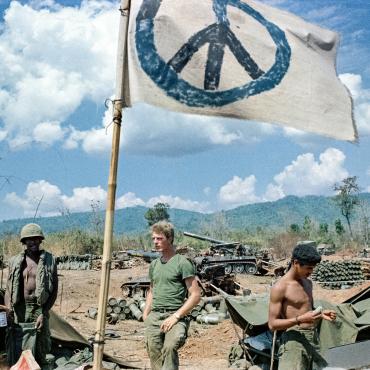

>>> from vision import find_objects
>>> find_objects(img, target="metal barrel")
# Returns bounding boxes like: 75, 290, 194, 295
106, 305, 113, 314
190, 308, 200, 319
119, 312, 127, 321
108, 296, 117, 306
113, 305, 122, 314
108, 313, 119, 324
86, 307, 98, 319
218, 299, 228, 314
183, 231, 226, 245
138, 300, 146, 311
196, 313, 223, 325
123, 306, 131, 314
202, 295, 222, 304
216, 311, 228, 319
129, 302, 143, 321
117, 298, 127, 307
204, 303, 216, 313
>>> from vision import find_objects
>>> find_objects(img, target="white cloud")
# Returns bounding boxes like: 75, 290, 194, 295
62, 101, 277, 156
3, 180, 210, 217
218, 175, 259, 209
0, 130, 7, 141
121, 104, 277, 156
217, 148, 349, 207
4, 180, 107, 217
4, 180, 63, 217
0, 1, 118, 148
33, 121, 65, 146
147, 195, 209, 213
116, 192, 145, 209
263, 148, 348, 200
61, 186, 107, 212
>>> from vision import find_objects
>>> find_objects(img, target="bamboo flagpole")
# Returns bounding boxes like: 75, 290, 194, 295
93, 1, 130, 368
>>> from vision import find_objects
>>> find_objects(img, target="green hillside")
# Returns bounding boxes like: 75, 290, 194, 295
1, 194, 369, 236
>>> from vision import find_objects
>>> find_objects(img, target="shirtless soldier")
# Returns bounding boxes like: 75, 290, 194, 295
5, 223, 58, 367
268, 241, 336, 370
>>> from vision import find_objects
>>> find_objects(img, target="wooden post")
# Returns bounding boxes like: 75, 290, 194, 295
92, 1, 130, 368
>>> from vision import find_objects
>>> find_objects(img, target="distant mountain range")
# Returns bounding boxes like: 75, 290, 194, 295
1, 193, 370, 236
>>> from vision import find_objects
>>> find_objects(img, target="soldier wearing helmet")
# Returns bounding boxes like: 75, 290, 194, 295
4, 223, 58, 367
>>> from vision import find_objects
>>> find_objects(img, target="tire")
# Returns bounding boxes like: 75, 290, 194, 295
224, 264, 233, 274
244, 263, 257, 275
233, 264, 245, 274
121, 285, 130, 298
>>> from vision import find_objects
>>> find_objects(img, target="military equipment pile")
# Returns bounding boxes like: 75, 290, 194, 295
56, 253, 142, 270
56, 254, 96, 270
311, 260, 367, 288
86, 294, 229, 325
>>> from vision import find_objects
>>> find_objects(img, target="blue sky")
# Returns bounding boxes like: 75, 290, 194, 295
0, 0, 369, 221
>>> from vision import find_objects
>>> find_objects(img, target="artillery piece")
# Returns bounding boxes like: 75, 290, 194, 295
184, 231, 270, 275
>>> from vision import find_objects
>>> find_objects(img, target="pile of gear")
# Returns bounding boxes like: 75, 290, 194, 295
86, 296, 144, 324
86, 294, 229, 325
56, 254, 98, 270
311, 260, 365, 289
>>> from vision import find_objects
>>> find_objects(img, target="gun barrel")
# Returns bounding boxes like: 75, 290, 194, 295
183, 232, 227, 245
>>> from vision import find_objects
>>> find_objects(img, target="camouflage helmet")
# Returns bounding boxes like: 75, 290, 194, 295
20, 223, 45, 242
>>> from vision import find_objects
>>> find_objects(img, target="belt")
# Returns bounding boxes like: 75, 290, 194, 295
152, 308, 177, 313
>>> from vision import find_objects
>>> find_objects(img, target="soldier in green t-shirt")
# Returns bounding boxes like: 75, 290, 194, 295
143, 221, 201, 370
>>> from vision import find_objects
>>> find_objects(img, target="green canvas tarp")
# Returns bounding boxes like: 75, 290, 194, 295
225, 293, 370, 354
225, 294, 270, 337
49, 310, 139, 369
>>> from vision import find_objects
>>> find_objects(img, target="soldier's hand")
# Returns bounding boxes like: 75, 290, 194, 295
321, 309, 336, 321
35, 313, 44, 330
160, 315, 179, 333
298, 310, 322, 324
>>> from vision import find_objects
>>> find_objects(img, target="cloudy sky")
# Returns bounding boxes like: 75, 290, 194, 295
0, 0, 369, 221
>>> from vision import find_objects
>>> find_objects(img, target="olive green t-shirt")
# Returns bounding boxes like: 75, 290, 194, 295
149, 254, 195, 311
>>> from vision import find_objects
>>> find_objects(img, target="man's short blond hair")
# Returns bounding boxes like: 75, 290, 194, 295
151, 221, 174, 243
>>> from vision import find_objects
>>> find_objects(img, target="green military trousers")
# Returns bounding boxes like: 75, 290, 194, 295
7, 298, 51, 368
278, 326, 327, 370
145, 311, 189, 370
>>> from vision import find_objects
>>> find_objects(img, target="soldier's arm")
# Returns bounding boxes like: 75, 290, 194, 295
142, 284, 153, 321
43, 262, 59, 313
176, 276, 201, 318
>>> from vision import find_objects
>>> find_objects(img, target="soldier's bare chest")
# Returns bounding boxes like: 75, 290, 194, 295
22, 256, 38, 283
285, 281, 312, 307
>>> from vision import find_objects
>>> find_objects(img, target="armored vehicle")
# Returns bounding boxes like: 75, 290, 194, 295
120, 256, 239, 298
121, 276, 152, 298
184, 232, 270, 275
126, 249, 159, 263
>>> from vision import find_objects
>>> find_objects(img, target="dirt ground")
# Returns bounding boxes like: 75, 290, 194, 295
1, 255, 369, 370
53, 257, 369, 370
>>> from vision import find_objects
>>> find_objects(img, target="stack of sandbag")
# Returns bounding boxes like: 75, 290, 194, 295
311, 260, 364, 289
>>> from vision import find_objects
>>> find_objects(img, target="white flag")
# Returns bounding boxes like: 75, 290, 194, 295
124, 0, 357, 141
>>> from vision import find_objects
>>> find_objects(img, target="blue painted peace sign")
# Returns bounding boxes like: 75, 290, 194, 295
135, 0, 291, 107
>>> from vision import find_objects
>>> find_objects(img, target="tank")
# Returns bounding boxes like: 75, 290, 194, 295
121, 276, 151, 298
184, 232, 270, 275
120, 258, 239, 298
126, 249, 160, 263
